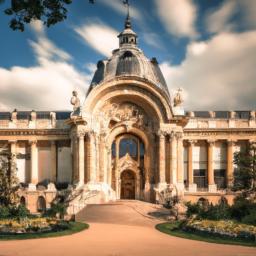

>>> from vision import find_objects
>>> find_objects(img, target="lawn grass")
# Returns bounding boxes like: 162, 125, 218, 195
156, 222, 256, 247
0, 222, 89, 240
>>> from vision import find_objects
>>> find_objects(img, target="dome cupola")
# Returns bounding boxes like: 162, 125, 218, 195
118, 10, 137, 47
88, 10, 170, 98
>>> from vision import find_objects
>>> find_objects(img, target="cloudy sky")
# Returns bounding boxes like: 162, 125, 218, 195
0, 0, 255, 112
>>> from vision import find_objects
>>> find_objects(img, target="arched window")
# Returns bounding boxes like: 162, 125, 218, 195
37, 196, 46, 212
112, 142, 116, 159
119, 138, 137, 159
20, 196, 26, 206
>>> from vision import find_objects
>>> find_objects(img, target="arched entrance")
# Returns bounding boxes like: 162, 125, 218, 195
121, 170, 135, 199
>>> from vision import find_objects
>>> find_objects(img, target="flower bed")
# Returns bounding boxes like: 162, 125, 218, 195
0, 217, 69, 234
184, 219, 256, 241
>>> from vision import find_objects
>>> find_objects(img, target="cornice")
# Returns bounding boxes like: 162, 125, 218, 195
0, 129, 69, 136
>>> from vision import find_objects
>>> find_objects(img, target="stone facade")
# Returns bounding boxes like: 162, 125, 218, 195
0, 17, 255, 213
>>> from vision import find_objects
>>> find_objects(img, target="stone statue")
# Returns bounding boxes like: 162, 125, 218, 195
173, 88, 184, 107
70, 91, 81, 115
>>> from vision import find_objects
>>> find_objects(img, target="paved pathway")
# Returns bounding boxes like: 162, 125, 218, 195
0, 201, 255, 256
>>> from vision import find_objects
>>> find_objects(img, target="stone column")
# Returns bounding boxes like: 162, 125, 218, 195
95, 135, 100, 182
89, 132, 96, 182
9, 140, 17, 176
29, 140, 38, 190
207, 140, 217, 192
169, 133, 177, 184
50, 141, 57, 182
188, 140, 197, 192
107, 146, 112, 186
78, 132, 85, 186
158, 132, 167, 190
176, 133, 184, 191
227, 140, 235, 188
70, 130, 78, 184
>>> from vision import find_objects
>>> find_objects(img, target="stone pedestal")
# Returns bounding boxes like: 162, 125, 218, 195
157, 182, 167, 192
208, 184, 217, 193
28, 183, 37, 191
188, 183, 197, 192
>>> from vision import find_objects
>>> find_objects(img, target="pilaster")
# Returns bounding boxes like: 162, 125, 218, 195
50, 140, 57, 182
169, 132, 177, 184
176, 132, 184, 190
29, 140, 38, 188
187, 140, 197, 192
227, 140, 236, 188
158, 131, 167, 188
78, 131, 85, 186
207, 140, 217, 192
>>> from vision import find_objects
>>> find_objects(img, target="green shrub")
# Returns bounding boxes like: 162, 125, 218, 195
230, 196, 256, 221
0, 206, 10, 218
241, 209, 256, 225
45, 202, 67, 219
186, 200, 231, 221
0, 205, 30, 219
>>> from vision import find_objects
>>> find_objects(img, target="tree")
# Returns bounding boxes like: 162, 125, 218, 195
0, 151, 20, 206
1, 0, 128, 32
233, 142, 256, 194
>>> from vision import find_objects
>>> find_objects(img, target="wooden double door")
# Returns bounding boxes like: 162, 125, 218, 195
120, 170, 135, 199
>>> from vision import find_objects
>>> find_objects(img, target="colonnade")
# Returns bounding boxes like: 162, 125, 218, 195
158, 132, 254, 193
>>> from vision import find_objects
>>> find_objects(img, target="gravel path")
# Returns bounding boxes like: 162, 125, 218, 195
0, 201, 255, 256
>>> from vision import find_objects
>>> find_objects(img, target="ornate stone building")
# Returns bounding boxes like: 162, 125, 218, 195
0, 16, 255, 213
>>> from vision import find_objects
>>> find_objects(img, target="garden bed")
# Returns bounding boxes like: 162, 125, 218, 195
156, 221, 256, 247
0, 217, 88, 240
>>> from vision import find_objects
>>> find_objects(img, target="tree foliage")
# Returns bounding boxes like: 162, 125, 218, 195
0, 151, 20, 206
233, 143, 256, 193
2, 0, 73, 31
0, 0, 103, 31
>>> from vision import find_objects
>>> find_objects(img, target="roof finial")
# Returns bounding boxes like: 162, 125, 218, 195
123, 0, 131, 29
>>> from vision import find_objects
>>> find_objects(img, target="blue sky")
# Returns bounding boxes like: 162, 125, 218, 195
0, 0, 255, 111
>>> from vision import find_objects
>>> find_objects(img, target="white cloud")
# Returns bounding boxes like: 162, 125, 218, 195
206, 0, 256, 34
155, 0, 197, 38
161, 31, 256, 110
206, 1, 237, 34
75, 20, 119, 57
0, 22, 91, 111
239, 0, 256, 29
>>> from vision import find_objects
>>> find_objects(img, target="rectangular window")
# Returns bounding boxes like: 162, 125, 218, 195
193, 169, 207, 189
214, 169, 226, 189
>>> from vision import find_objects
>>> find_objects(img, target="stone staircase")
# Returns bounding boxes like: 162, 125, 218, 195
66, 182, 116, 215
75, 200, 171, 224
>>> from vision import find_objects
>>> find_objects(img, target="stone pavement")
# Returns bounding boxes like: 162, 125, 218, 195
0, 200, 255, 256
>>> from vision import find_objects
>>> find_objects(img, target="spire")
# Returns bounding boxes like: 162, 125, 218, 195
124, 1, 131, 29
118, 0, 137, 47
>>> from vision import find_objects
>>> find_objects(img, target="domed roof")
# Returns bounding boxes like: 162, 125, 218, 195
88, 15, 169, 97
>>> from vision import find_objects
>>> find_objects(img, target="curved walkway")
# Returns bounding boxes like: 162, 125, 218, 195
0, 201, 255, 256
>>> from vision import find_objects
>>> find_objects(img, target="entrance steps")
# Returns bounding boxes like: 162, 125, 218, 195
75, 200, 170, 223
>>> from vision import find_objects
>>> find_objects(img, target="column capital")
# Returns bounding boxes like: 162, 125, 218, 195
77, 131, 86, 139
168, 132, 177, 142
50, 140, 56, 145
157, 130, 166, 138
29, 140, 37, 145
207, 139, 215, 146
8, 140, 17, 144
249, 139, 256, 145
176, 132, 183, 140
227, 139, 236, 146
187, 139, 197, 145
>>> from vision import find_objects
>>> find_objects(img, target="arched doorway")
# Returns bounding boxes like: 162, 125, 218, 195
121, 170, 135, 199
37, 196, 46, 212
